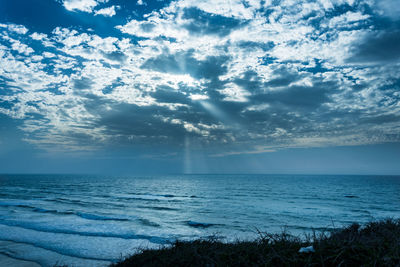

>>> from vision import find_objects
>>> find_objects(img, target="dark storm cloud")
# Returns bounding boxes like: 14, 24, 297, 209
265, 67, 302, 88
230, 66, 305, 97
242, 109, 308, 130
92, 102, 185, 141
103, 51, 127, 62
232, 70, 263, 93
150, 86, 190, 104
229, 66, 335, 111
181, 7, 247, 37
348, 30, 400, 63
80, 92, 221, 146
361, 114, 400, 124
139, 22, 156, 33
141, 51, 229, 80
236, 41, 275, 51
251, 80, 337, 110
92, 101, 232, 147
101, 107, 179, 136
73, 77, 93, 90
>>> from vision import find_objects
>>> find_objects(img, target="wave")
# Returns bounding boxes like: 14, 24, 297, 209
0, 220, 171, 244
35, 208, 130, 222
138, 218, 161, 227
32, 207, 59, 213
43, 197, 127, 210
0, 237, 116, 263
0, 251, 42, 267
114, 196, 161, 202
1, 201, 131, 222
187, 221, 216, 228
48, 197, 85, 204
75, 212, 130, 221
291, 225, 334, 232
137, 205, 179, 211
0, 202, 36, 209
350, 209, 371, 214
154, 194, 199, 199
112, 193, 196, 202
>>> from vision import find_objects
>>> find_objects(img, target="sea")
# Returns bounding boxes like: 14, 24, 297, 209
0, 174, 399, 266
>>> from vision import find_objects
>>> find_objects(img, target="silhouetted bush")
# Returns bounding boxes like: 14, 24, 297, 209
113, 219, 400, 267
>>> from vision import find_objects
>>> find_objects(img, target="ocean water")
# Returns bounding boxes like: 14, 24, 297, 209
0, 174, 399, 266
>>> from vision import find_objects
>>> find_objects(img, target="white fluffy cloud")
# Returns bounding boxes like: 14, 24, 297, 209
95, 5, 118, 17
62, 0, 109, 13
1, 23, 29, 34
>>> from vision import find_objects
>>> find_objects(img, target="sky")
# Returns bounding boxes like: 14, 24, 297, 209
0, 0, 399, 175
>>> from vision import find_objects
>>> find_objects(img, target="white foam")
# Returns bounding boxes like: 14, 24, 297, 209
0, 240, 108, 267
0, 224, 158, 262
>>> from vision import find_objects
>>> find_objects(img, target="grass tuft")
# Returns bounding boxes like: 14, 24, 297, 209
113, 219, 400, 267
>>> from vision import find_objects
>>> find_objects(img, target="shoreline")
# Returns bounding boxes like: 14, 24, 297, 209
0, 254, 41, 267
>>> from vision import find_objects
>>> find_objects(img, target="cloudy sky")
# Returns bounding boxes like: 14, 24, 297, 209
0, 0, 399, 174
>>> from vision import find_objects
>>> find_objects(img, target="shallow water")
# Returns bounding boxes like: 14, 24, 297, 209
0, 174, 399, 266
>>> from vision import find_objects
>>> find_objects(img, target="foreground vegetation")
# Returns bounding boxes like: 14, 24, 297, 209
113, 219, 400, 266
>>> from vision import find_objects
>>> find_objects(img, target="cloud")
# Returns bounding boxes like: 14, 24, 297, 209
7, 24, 29, 35
30, 32, 47, 40
10, 40, 34, 55
219, 83, 250, 102
141, 51, 230, 80
181, 7, 247, 37
0, 0, 399, 155
347, 31, 400, 63
327, 11, 370, 29
62, 0, 108, 13
103, 51, 126, 62
376, 0, 400, 20
254, 81, 335, 109
95, 5, 118, 17
190, 94, 209, 101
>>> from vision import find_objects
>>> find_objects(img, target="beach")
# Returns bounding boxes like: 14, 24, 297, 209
0, 174, 399, 266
